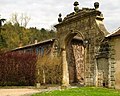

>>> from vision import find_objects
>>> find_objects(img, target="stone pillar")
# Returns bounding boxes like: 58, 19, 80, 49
94, 46, 99, 87
61, 48, 70, 87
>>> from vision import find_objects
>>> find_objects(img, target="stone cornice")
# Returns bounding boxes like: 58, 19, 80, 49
55, 9, 102, 28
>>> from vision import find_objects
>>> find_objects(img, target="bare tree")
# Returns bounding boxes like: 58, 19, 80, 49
10, 13, 31, 27
11, 13, 19, 25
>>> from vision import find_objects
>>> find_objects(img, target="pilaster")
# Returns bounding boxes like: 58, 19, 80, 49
108, 42, 116, 88
61, 49, 70, 87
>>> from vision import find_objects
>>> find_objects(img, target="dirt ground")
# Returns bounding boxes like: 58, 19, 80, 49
0, 88, 40, 96
0, 86, 61, 96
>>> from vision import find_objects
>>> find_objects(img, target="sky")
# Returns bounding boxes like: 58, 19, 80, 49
0, 0, 120, 32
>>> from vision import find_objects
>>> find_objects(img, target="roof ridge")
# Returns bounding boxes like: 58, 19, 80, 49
106, 27, 120, 37
11, 38, 55, 51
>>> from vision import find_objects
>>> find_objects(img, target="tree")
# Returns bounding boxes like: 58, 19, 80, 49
10, 13, 30, 28
9, 13, 31, 48
0, 13, 56, 51
0, 18, 7, 50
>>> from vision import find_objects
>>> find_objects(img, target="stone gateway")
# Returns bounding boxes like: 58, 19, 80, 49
55, 1, 109, 87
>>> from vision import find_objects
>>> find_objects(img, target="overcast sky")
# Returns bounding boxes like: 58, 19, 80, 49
0, 0, 120, 32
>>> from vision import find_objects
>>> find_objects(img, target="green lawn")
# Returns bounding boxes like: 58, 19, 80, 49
32, 87, 120, 96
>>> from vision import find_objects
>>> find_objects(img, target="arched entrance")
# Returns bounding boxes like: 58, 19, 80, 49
65, 31, 85, 85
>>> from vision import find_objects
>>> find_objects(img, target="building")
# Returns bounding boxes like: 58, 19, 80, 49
105, 28, 120, 89
12, 38, 55, 57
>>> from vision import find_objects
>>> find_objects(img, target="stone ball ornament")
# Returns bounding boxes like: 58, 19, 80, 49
73, 1, 79, 6
58, 13, 62, 23
94, 2, 99, 9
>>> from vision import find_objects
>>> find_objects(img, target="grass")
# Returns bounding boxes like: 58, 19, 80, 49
32, 87, 120, 96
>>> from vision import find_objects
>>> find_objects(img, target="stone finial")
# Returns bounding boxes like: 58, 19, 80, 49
58, 13, 62, 23
94, 2, 99, 10
74, 1, 79, 12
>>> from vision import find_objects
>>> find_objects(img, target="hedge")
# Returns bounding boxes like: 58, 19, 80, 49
0, 52, 37, 86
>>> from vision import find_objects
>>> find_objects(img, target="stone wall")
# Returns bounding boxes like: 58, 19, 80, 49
96, 36, 120, 89
97, 58, 109, 87
96, 40, 110, 87
108, 36, 120, 89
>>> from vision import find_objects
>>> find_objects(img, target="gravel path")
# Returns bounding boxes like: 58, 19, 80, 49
0, 89, 40, 96
0, 86, 61, 96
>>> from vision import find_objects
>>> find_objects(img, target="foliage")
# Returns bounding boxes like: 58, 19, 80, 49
36, 54, 62, 85
1, 22, 56, 50
0, 35, 7, 50
32, 87, 120, 96
0, 13, 56, 50
0, 51, 37, 86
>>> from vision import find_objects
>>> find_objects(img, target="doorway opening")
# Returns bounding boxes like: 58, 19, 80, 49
66, 36, 85, 85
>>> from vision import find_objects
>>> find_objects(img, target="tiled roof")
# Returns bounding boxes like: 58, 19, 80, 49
11, 36, 83, 51
11, 38, 55, 51
106, 27, 120, 37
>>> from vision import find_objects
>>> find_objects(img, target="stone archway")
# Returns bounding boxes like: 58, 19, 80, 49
54, 2, 109, 87
57, 30, 85, 86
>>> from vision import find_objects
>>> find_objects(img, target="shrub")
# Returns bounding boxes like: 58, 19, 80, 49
36, 55, 62, 85
0, 51, 37, 86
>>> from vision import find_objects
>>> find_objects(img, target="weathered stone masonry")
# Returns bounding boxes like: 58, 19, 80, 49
55, 1, 109, 87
